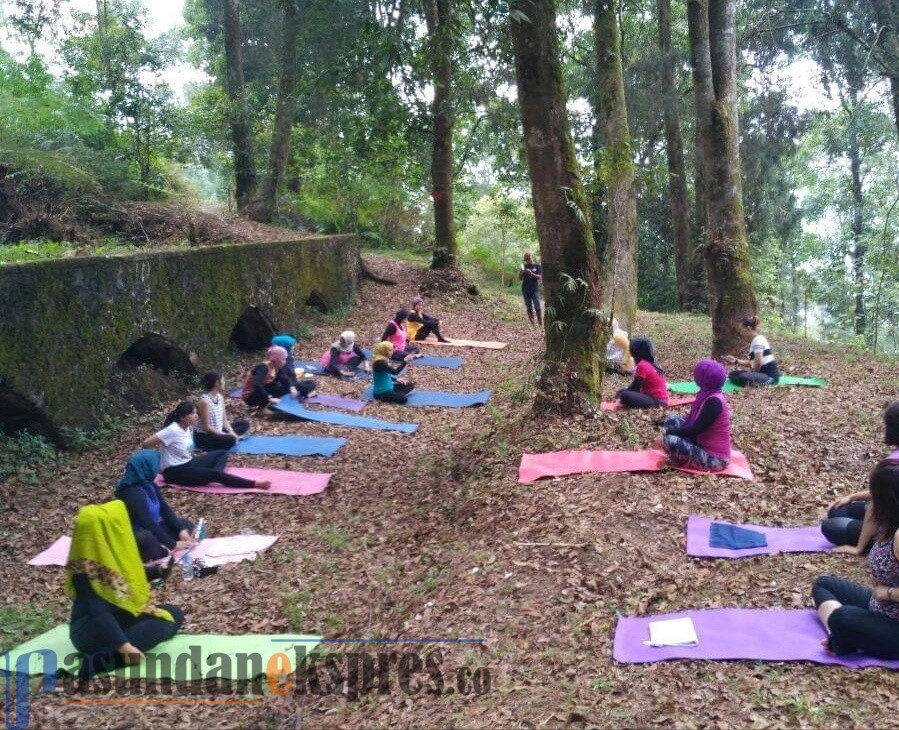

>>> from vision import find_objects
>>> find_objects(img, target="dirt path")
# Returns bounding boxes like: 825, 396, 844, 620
4, 253, 899, 727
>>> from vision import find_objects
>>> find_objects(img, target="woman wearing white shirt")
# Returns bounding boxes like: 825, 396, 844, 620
724, 315, 781, 387
141, 401, 270, 490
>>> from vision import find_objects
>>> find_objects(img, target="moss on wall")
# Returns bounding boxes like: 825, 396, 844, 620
0, 236, 359, 431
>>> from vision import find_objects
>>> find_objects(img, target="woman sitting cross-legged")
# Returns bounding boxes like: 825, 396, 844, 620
381, 310, 421, 361
616, 337, 669, 409
114, 450, 197, 562
195, 371, 250, 450
241, 346, 302, 410
371, 341, 415, 404
812, 461, 899, 659
822, 401, 899, 555
67, 500, 184, 679
661, 359, 731, 472
724, 314, 780, 387
270, 334, 317, 397
320, 330, 370, 377
408, 297, 450, 343
142, 401, 270, 490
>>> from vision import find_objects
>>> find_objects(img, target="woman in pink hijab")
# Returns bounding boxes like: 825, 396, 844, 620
661, 359, 732, 471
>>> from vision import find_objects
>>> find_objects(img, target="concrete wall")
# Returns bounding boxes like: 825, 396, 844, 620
0, 236, 358, 436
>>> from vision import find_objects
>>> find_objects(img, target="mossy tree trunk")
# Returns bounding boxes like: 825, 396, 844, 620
510, 0, 607, 413
657, 0, 695, 312
687, 0, 757, 357
426, 0, 458, 270
256, 0, 300, 223
594, 0, 638, 334
222, 0, 257, 212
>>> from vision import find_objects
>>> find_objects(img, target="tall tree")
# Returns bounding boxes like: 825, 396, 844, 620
255, 0, 300, 222
221, 0, 256, 211
687, 0, 757, 356
426, 0, 458, 269
594, 0, 638, 333
510, 0, 606, 413
656, 0, 696, 311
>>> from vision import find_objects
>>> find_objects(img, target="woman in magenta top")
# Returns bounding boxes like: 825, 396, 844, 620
381, 310, 421, 361
616, 337, 668, 409
813, 461, 899, 659
661, 359, 731, 471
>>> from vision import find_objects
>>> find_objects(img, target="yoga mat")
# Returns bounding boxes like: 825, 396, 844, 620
613, 608, 899, 668
305, 394, 366, 412
686, 516, 834, 558
3, 624, 321, 679
230, 435, 345, 458
272, 398, 418, 433
410, 354, 463, 370
600, 396, 696, 411
190, 534, 279, 566
159, 467, 331, 496
517, 448, 753, 483
668, 376, 827, 395
27, 536, 72, 566
424, 338, 508, 349
295, 360, 371, 381
362, 388, 492, 408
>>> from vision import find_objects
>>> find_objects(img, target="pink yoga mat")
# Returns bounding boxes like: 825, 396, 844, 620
157, 468, 331, 496
613, 608, 899, 668
27, 535, 71, 566
517, 448, 754, 483
423, 338, 508, 349
601, 396, 696, 411
686, 516, 834, 558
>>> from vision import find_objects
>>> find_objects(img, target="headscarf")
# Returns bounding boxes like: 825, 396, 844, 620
115, 450, 162, 525
65, 500, 174, 622
683, 359, 727, 428
373, 341, 393, 363
629, 337, 663, 373
271, 334, 296, 352
411, 297, 424, 309
334, 330, 356, 353
267, 345, 288, 367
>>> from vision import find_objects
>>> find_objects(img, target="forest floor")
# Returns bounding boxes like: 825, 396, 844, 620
3, 250, 899, 728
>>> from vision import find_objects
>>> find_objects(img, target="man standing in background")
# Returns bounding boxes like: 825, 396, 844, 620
520, 251, 542, 326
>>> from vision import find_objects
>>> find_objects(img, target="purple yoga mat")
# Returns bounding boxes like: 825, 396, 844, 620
614, 608, 899, 668
686, 516, 835, 558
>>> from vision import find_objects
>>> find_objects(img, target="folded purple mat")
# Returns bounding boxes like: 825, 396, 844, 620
686, 516, 835, 558
614, 608, 899, 668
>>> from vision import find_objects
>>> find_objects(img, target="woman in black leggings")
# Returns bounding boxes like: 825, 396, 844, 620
822, 401, 899, 554
812, 461, 899, 658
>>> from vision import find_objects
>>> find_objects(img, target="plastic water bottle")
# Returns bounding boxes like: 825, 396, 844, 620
194, 518, 207, 541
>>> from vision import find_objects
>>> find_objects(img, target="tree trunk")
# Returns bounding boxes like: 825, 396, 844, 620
426, 0, 458, 269
222, 0, 257, 212
594, 0, 638, 334
687, 0, 757, 357
256, 0, 300, 223
510, 0, 607, 413
657, 0, 694, 312
869, 0, 899, 139
848, 114, 866, 335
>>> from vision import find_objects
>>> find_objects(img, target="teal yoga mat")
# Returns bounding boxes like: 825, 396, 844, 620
2, 624, 321, 679
668, 375, 827, 395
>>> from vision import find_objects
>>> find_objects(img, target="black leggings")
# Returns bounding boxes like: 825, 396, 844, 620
73, 604, 184, 679
413, 320, 444, 341
162, 450, 255, 489
821, 501, 869, 549
729, 370, 777, 387
193, 419, 250, 451
244, 380, 291, 408
326, 355, 363, 376
374, 383, 414, 405
617, 390, 664, 409
812, 575, 899, 658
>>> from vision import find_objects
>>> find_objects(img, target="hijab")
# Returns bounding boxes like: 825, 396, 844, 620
683, 359, 727, 428
372, 341, 393, 363
65, 500, 174, 622
115, 450, 162, 525
266, 345, 288, 367
271, 334, 296, 352
333, 330, 356, 353
629, 337, 663, 374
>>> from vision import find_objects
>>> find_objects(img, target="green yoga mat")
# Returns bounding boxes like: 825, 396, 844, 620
668, 375, 827, 395
2, 624, 321, 679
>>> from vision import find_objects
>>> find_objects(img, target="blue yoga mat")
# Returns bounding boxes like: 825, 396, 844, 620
360, 350, 462, 370
231, 435, 346, 457
362, 388, 492, 408
296, 360, 371, 381
272, 398, 418, 434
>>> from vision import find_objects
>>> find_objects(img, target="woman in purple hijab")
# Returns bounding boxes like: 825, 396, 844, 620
661, 359, 732, 471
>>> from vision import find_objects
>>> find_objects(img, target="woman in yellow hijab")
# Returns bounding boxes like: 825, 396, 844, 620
67, 500, 184, 678
371, 341, 415, 404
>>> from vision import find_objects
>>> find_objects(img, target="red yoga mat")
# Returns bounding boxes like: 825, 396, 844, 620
518, 448, 753, 483
600, 396, 696, 411
157, 467, 331, 496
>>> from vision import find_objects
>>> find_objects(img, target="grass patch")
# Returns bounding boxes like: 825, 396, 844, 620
281, 590, 313, 632
0, 605, 57, 653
